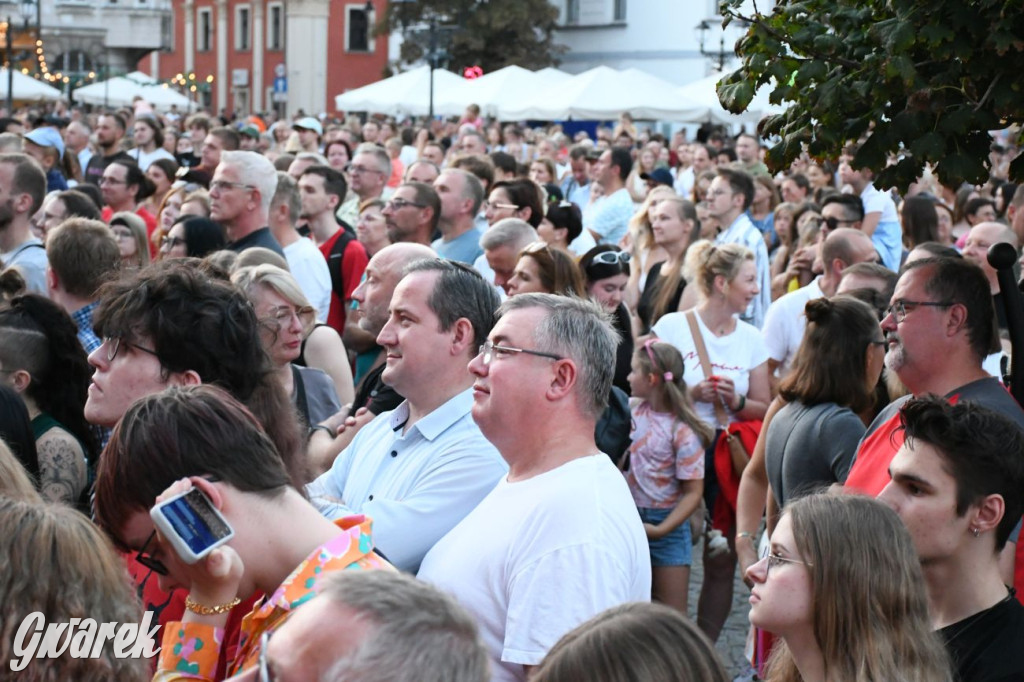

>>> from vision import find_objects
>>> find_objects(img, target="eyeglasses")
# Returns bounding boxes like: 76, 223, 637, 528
136, 530, 169, 576
478, 339, 563, 366
111, 229, 134, 241
384, 198, 426, 210
885, 299, 954, 324
258, 306, 316, 334
161, 236, 187, 250
345, 164, 382, 175
483, 200, 519, 212
760, 546, 812, 578
591, 250, 631, 266
103, 336, 160, 363
210, 179, 255, 193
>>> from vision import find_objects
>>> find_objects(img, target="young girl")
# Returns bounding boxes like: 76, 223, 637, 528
625, 339, 715, 614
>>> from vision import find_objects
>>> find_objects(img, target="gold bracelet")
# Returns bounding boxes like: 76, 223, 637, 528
736, 531, 756, 546
185, 595, 241, 616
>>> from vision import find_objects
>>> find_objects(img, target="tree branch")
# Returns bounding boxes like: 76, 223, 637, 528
726, 8, 866, 70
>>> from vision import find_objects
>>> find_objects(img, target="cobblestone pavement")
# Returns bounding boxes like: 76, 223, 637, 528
687, 537, 756, 680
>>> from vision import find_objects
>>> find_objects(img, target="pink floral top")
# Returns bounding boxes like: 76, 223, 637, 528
155, 515, 392, 681
625, 400, 704, 509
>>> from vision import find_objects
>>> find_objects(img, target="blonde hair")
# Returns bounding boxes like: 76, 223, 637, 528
627, 184, 676, 255
649, 197, 700, 325
0, 497, 148, 681
0, 439, 41, 502
763, 494, 952, 682
232, 263, 311, 312
634, 341, 714, 448
683, 240, 754, 299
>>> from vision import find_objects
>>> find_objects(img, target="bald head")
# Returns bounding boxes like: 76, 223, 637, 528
964, 221, 1018, 288
375, 242, 438, 275
354, 242, 437, 336
821, 227, 879, 294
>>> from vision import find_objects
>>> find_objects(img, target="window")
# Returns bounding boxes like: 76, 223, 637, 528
235, 5, 251, 51
267, 3, 283, 50
565, 0, 579, 24
198, 8, 212, 52
345, 5, 371, 53
613, 0, 626, 21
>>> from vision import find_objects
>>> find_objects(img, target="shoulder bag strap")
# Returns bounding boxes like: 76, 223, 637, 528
686, 310, 730, 429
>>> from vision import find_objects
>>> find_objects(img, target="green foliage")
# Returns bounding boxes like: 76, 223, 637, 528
720, 0, 1024, 191
384, 0, 566, 74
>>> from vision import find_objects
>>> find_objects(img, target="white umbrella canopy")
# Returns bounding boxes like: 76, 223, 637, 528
501, 65, 705, 121
334, 65, 465, 116
433, 64, 575, 119
676, 73, 785, 125
73, 75, 158, 107
0, 69, 63, 101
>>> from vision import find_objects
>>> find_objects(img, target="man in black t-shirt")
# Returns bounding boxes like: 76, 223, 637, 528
878, 397, 1024, 682
83, 113, 132, 186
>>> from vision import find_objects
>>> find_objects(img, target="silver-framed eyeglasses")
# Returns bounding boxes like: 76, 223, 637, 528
885, 299, 954, 324
760, 546, 812, 578
478, 339, 562, 366
210, 179, 256, 193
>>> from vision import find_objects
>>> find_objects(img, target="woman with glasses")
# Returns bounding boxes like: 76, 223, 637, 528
233, 265, 342, 429
735, 296, 885, 578
580, 245, 634, 394
159, 215, 227, 260
110, 212, 151, 269
746, 493, 951, 682
507, 241, 585, 298
483, 179, 544, 227
637, 196, 701, 334
0, 295, 97, 507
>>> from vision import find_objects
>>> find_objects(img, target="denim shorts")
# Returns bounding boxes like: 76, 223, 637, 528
639, 506, 692, 567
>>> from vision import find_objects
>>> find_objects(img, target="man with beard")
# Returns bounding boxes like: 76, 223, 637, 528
83, 113, 132, 186
380, 182, 440, 246
0, 154, 48, 294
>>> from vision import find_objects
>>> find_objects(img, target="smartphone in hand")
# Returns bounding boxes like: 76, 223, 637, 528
150, 487, 235, 564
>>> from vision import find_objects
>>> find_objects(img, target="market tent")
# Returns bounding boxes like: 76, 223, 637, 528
501, 66, 705, 121
675, 73, 786, 125
334, 65, 464, 116
432, 64, 574, 118
73, 71, 194, 109
0, 69, 63, 101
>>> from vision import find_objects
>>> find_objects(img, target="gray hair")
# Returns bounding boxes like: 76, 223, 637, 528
441, 168, 484, 215
294, 151, 329, 166
403, 258, 500, 355
480, 218, 537, 252
354, 142, 392, 177
497, 293, 616, 419
321, 571, 489, 682
220, 150, 278, 215
271, 171, 301, 224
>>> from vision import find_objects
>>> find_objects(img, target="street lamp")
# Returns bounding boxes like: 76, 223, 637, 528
390, 0, 456, 119
694, 17, 749, 72
5, 0, 35, 115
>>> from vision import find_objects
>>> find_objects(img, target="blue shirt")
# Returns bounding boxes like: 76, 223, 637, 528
433, 227, 484, 265
586, 187, 633, 246
307, 388, 507, 572
71, 301, 102, 355
716, 213, 772, 329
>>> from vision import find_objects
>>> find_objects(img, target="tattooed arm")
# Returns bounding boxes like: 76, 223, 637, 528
36, 429, 87, 505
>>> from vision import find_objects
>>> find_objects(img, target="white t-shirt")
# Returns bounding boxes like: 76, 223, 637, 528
652, 311, 769, 428
283, 237, 332, 323
127, 146, 176, 171
760, 277, 825, 376
418, 454, 651, 682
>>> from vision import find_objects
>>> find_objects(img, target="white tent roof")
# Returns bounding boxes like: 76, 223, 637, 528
73, 72, 194, 110
676, 73, 785, 125
0, 69, 63, 101
432, 65, 574, 118
501, 66, 705, 121
334, 65, 465, 116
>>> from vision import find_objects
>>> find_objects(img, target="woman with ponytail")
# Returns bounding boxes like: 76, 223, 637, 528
0, 295, 97, 505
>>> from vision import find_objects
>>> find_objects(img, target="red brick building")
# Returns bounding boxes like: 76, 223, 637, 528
138, 0, 388, 117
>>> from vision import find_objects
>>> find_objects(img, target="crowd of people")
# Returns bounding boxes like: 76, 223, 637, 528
0, 98, 1022, 682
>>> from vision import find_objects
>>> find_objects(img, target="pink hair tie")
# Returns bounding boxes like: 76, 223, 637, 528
643, 339, 674, 383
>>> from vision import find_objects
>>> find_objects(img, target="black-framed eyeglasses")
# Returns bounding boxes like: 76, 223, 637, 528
592, 251, 631, 266
104, 337, 160, 363
885, 299, 954, 324
136, 530, 169, 576
760, 546, 812, 578
478, 339, 562, 366
822, 216, 857, 231
384, 198, 426, 211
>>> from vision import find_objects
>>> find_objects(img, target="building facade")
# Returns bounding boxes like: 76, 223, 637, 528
138, 0, 387, 117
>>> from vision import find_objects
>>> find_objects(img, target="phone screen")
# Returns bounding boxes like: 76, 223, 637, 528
155, 488, 232, 555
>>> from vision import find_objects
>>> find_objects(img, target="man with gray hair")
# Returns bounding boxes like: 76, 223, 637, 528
308, 258, 506, 573
479, 217, 537, 294
210, 149, 284, 256
418, 294, 650, 682
433, 168, 485, 264
249, 568, 489, 682
338, 142, 392, 228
